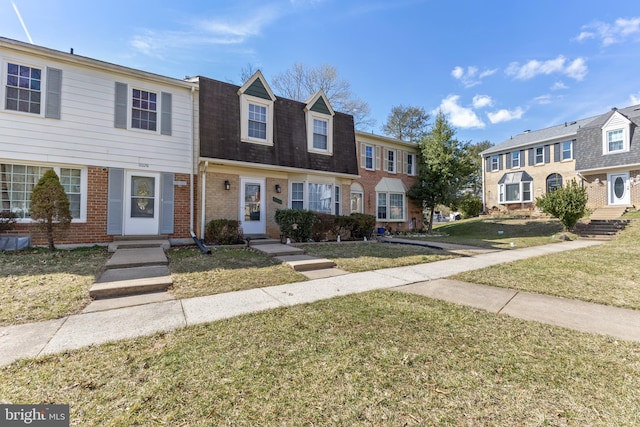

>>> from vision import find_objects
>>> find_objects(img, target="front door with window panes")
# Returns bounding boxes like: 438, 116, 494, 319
608, 172, 630, 205
240, 178, 265, 234
124, 171, 160, 235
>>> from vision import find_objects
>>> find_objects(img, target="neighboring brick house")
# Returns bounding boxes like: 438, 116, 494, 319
481, 118, 591, 211
481, 103, 640, 212
575, 105, 640, 209
194, 71, 359, 239
0, 37, 197, 246
353, 132, 423, 232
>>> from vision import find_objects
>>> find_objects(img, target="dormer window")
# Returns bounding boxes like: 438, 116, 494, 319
602, 110, 631, 155
305, 91, 334, 155
238, 71, 276, 146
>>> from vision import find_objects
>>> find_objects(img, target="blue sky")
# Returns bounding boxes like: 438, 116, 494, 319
2, 0, 640, 145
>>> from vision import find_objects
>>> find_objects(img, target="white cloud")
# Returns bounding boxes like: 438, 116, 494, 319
436, 95, 485, 129
505, 55, 587, 81
551, 81, 568, 90
472, 95, 493, 108
576, 17, 640, 46
631, 92, 640, 105
451, 66, 497, 88
487, 107, 525, 124
533, 95, 553, 105
131, 7, 280, 57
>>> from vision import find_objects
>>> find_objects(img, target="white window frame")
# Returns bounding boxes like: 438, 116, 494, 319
350, 191, 363, 213
511, 151, 520, 168
0, 162, 87, 223
385, 149, 396, 173
240, 94, 274, 146
3, 60, 44, 116
334, 185, 341, 216
406, 153, 415, 176
491, 155, 499, 171
604, 129, 626, 154
364, 145, 374, 170
561, 141, 573, 161
290, 182, 304, 210
131, 87, 158, 132
498, 181, 532, 203
534, 147, 544, 165
306, 110, 333, 155
376, 191, 406, 221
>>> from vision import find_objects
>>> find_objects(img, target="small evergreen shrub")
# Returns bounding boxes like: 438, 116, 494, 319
275, 209, 316, 242
311, 213, 336, 241
347, 213, 376, 239
30, 170, 72, 251
458, 194, 482, 218
205, 219, 244, 245
536, 180, 588, 231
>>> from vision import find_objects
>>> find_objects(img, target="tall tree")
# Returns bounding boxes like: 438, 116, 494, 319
463, 140, 493, 197
382, 105, 430, 143
407, 111, 474, 233
270, 63, 374, 130
30, 170, 72, 251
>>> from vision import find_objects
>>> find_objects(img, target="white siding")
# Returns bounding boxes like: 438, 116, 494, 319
0, 48, 195, 174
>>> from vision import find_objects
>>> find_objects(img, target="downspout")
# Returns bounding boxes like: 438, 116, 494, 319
481, 154, 486, 212
189, 85, 195, 235
201, 161, 208, 238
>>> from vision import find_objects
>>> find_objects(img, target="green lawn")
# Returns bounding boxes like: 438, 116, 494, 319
2, 292, 638, 425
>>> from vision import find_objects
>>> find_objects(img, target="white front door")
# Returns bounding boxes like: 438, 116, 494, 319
240, 178, 265, 235
608, 172, 630, 205
124, 171, 160, 235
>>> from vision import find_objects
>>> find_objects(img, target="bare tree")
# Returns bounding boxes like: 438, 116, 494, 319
270, 63, 374, 130
382, 105, 430, 143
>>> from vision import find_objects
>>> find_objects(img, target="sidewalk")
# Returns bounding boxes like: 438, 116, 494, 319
2, 239, 639, 366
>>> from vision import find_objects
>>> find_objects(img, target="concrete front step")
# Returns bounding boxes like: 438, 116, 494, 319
108, 239, 170, 252
276, 254, 337, 271
104, 247, 168, 269
251, 243, 305, 257
89, 275, 173, 299
589, 207, 627, 220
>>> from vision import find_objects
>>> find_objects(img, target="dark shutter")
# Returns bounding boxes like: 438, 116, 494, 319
159, 173, 175, 235
554, 143, 560, 162
114, 82, 128, 129
498, 154, 503, 170
544, 145, 550, 163
506, 152, 512, 169
45, 68, 62, 119
485, 157, 491, 172
520, 150, 525, 165
107, 168, 124, 235
528, 148, 534, 166
161, 92, 172, 136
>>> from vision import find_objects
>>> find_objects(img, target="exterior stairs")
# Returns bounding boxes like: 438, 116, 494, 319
576, 207, 630, 240
247, 236, 345, 278
88, 238, 173, 303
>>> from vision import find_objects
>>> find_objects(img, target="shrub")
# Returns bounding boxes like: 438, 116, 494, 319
535, 180, 588, 231
458, 194, 482, 218
0, 211, 18, 233
205, 219, 244, 245
30, 170, 72, 251
311, 213, 336, 241
347, 213, 376, 239
275, 209, 316, 242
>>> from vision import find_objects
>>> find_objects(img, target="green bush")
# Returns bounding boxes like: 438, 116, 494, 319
0, 211, 18, 233
275, 209, 316, 242
311, 213, 336, 241
205, 219, 244, 245
346, 213, 376, 239
30, 170, 72, 251
536, 180, 588, 231
458, 194, 482, 218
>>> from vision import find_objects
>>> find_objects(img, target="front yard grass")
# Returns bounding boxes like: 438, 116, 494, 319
2, 291, 638, 425
453, 218, 640, 310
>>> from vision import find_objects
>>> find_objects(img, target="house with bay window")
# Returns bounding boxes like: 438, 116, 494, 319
352, 132, 423, 232
0, 37, 197, 246
482, 103, 640, 212
481, 117, 590, 211
194, 72, 359, 238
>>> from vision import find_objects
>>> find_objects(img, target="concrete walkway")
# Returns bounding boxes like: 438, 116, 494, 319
2, 239, 639, 366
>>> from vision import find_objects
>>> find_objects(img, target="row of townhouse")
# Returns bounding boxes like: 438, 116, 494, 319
1, 37, 421, 246
482, 104, 640, 212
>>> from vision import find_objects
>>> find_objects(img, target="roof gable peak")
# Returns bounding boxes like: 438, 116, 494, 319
304, 90, 334, 116
237, 70, 276, 101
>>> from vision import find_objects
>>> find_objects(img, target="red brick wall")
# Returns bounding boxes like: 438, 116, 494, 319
11, 167, 194, 247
